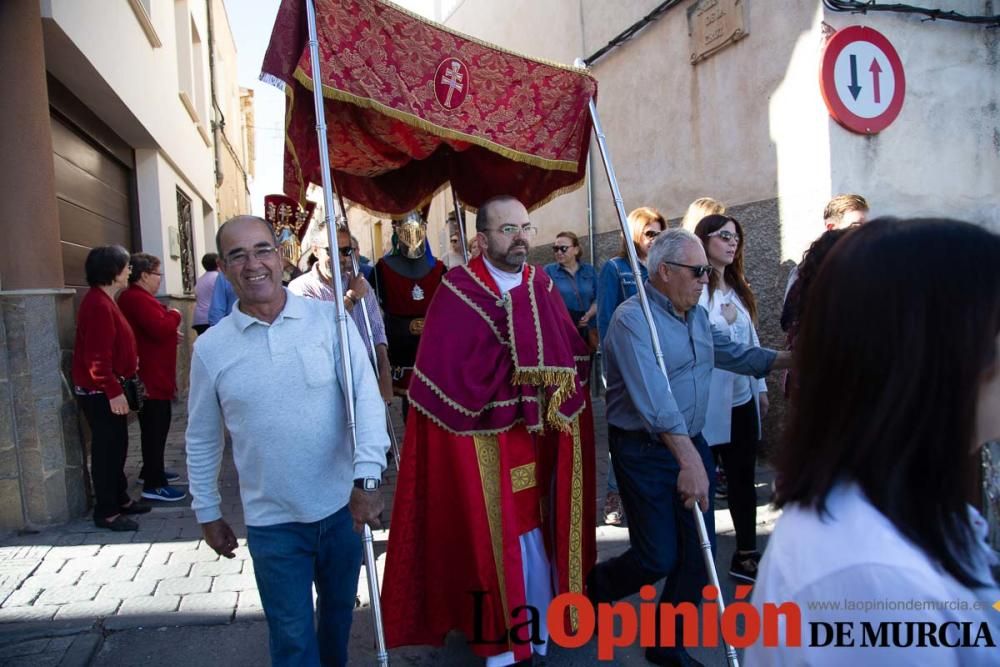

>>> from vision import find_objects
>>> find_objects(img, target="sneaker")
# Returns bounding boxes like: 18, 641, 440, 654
138, 469, 181, 484
603, 492, 625, 526
141, 486, 187, 502
729, 551, 760, 583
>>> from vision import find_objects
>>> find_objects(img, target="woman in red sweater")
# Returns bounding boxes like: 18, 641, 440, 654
118, 253, 185, 503
72, 246, 149, 531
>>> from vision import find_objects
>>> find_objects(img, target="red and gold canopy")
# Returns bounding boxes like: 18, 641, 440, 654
261, 0, 597, 216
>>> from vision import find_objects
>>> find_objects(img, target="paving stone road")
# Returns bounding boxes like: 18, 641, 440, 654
0, 395, 779, 666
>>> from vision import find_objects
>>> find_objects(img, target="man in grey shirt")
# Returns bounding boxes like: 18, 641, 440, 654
187, 216, 388, 667
588, 228, 789, 667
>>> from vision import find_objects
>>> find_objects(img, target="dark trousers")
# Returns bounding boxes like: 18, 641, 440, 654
77, 394, 130, 520
138, 399, 171, 490
247, 505, 362, 667
588, 429, 716, 648
715, 399, 759, 553
192, 324, 209, 335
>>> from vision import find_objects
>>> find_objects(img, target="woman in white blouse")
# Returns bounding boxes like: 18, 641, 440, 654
748, 218, 999, 666
695, 214, 768, 584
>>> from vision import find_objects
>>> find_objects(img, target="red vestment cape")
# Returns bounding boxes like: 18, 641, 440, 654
382, 257, 595, 661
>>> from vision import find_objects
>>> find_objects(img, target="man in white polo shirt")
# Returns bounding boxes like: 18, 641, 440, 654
186, 215, 388, 667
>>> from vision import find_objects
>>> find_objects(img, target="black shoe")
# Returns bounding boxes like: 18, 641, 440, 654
95, 515, 139, 532
645, 647, 704, 667
729, 551, 760, 583
119, 501, 152, 515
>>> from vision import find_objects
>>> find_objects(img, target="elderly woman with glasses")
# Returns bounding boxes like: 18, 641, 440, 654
118, 252, 186, 504
694, 214, 768, 584
596, 206, 666, 526
544, 230, 598, 349
71, 245, 148, 531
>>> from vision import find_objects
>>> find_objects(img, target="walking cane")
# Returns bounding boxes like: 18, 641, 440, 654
331, 187, 402, 469
577, 58, 740, 667
306, 1, 389, 664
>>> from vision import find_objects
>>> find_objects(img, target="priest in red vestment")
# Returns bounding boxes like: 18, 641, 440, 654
382, 195, 596, 665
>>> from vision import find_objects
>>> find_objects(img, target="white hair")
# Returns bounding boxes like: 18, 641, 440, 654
646, 228, 701, 276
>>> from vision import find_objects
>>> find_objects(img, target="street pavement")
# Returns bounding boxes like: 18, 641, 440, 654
0, 396, 779, 666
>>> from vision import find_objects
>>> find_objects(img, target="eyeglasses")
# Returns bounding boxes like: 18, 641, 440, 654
337, 246, 354, 257
643, 230, 661, 240
450, 238, 459, 243
664, 261, 713, 278
488, 224, 538, 238
708, 230, 740, 244
225, 246, 278, 267
552, 245, 571, 253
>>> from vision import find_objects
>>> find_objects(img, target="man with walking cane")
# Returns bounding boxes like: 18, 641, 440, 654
587, 228, 789, 667
186, 215, 388, 667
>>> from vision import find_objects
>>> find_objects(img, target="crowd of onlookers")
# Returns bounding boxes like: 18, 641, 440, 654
69, 195, 999, 666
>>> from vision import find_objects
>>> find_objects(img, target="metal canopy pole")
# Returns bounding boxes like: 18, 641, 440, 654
451, 187, 469, 263
332, 188, 402, 469
306, 2, 389, 665
576, 58, 739, 667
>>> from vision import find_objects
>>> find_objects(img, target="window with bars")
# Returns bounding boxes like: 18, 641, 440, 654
176, 188, 196, 294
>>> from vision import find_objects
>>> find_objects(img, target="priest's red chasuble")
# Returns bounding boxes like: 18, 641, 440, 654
381, 257, 595, 661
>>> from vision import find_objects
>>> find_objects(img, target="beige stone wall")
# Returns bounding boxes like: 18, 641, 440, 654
0, 291, 87, 531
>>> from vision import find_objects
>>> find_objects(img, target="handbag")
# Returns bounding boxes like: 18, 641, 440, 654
118, 375, 147, 412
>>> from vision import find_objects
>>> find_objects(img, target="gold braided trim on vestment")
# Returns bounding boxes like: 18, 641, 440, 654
510, 463, 536, 493
442, 277, 506, 345
462, 263, 501, 299
528, 267, 545, 359
473, 433, 511, 651
409, 399, 544, 437
294, 68, 582, 175
567, 417, 584, 631
411, 368, 522, 418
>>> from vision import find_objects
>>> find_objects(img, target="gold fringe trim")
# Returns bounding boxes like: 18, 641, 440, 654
375, 0, 595, 76
293, 67, 583, 175
510, 367, 577, 433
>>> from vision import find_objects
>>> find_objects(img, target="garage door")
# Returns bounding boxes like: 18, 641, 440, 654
50, 114, 134, 295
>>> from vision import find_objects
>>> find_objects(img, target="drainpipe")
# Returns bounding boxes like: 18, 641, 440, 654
206, 0, 223, 192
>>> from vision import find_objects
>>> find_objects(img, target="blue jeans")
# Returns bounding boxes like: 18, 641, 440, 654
588, 429, 716, 648
247, 506, 362, 667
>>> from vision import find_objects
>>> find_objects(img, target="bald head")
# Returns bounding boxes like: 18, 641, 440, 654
216, 216, 276, 258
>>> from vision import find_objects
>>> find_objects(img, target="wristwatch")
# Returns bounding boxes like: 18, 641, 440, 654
354, 477, 380, 491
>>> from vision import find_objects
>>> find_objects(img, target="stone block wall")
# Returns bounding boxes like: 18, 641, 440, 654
0, 290, 86, 531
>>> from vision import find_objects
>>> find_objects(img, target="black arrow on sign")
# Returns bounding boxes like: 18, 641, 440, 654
848, 54, 862, 100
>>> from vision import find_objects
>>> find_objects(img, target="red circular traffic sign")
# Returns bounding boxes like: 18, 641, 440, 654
820, 26, 905, 134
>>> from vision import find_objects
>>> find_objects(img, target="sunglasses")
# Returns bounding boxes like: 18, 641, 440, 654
708, 230, 740, 243
664, 261, 713, 278
553, 245, 572, 253
337, 246, 354, 257
643, 230, 660, 240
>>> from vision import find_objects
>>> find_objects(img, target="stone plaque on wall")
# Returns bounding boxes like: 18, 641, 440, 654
687, 0, 749, 65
